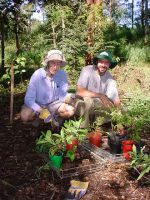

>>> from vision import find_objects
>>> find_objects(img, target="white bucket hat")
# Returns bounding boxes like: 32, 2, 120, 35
43, 50, 67, 67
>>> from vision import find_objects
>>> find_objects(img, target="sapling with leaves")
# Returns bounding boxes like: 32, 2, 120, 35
60, 118, 88, 161
90, 116, 105, 132
61, 118, 88, 144
36, 130, 66, 156
88, 116, 105, 147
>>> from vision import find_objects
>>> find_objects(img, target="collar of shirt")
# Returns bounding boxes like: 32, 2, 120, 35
41, 68, 56, 81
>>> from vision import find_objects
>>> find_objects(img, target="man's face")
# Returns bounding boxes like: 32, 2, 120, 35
48, 60, 61, 75
97, 59, 111, 74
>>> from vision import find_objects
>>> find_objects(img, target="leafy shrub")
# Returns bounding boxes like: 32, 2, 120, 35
0, 57, 27, 85
131, 145, 150, 180
126, 44, 150, 65
110, 93, 150, 141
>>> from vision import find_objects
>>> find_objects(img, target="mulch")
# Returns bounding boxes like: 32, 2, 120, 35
0, 104, 150, 200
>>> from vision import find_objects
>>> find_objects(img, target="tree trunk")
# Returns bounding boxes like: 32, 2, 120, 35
110, 0, 112, 19
144, 0, 148, 44
0, 14, 5, 75
10, 63, 14, 124
86, 0, 102, 5
131, 0, 134, 29
61, 9, 65, 52
52, 22, 57, 48
141, 0, 144, 30
14, 14, 20, 56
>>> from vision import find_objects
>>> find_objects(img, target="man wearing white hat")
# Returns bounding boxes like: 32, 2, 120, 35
21, 49, 75, 127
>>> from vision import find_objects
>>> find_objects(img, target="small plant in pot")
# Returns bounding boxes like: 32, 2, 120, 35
61, 118, 88, 161
88, 116, 104, 147
36, 130, 66, 169
122, 116, 145, 159
107, 108, 131, 155
108, 123, 128, 155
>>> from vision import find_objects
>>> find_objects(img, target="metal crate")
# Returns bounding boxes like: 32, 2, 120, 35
50, 145, 106, 179
82, 139, 125, 163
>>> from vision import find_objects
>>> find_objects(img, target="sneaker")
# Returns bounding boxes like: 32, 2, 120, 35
75, 100, 86, 116
31, 118, 42, 127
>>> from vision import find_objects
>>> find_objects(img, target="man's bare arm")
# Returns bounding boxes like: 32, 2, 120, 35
76, 85, 115, 108
76, 85, 101, 98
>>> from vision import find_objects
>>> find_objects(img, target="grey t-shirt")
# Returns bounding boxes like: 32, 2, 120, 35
77, 65, 119, 102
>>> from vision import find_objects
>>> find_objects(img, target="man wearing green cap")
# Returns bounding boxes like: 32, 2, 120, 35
75, 50, 120, 128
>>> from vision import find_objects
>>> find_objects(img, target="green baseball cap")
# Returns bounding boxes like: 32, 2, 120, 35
93, 50, 117, 69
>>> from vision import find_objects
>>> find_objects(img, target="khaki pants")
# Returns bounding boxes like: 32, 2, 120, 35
75, 97, 111, 129
21, 101, 75, 123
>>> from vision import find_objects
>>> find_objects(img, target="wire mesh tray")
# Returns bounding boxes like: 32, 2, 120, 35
82, 139, 125, 163
51, 145, 106, 179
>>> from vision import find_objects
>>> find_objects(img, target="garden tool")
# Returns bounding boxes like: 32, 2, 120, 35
65, 180, 89, 200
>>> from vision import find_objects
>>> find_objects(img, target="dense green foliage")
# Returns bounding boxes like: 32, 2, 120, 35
0, 0, 149, 89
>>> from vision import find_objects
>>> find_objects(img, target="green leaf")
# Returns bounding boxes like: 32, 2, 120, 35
66, 150, 75, 161
21, 69, 26, 73
137, 165, 150, 180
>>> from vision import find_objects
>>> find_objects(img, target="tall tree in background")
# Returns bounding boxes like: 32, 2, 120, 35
86, 0, 103, 65
0, 11, 5, 75
141, 0, 144, 30
131, 0, 134, 28
144, 0, 149, 43
0, 0, 7, 75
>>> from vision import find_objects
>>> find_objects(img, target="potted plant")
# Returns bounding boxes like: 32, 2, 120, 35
88, 116, 104, 147
61, 118, 88, 147
36, 130, 66, 169
60, 118, 88, 161
106, 108, 131, 154
107, 122, 129, 154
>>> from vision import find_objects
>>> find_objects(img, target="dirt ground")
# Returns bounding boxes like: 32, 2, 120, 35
0, 105, 150, 200
0, 66, 150, 200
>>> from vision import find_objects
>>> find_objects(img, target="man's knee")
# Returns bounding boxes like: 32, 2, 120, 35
20, 106, 34, 122
83, 97, 94, 108
58, 104, 75, 118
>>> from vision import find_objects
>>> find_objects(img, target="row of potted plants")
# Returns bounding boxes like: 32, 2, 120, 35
36, 118, 88, 168
36, 95, 150, 168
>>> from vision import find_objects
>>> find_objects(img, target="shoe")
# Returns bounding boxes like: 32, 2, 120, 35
75, 100, 86, 116
31, 118, 41, 127
51, 116, 64, 133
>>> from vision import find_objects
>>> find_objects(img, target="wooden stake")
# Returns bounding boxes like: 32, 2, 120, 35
10, 63, 14, 124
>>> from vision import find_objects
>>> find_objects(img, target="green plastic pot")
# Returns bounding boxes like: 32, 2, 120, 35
49, 154, 63, 169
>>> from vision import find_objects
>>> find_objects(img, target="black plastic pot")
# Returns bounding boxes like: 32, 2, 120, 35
108, 132, 128, 154
135, 140, 146, 153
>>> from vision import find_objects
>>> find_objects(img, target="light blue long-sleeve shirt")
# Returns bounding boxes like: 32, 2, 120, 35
24, 68, 68, 112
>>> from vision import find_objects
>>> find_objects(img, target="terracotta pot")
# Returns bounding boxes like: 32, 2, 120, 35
89, 131, 102, 147
66, 138, 78, 151
122, 140, 134, 160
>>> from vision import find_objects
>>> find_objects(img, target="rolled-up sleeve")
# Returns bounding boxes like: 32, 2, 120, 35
106, 79, 119, 102
77, 67, 90, 88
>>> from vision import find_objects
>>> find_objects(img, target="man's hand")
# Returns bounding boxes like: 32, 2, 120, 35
39, 108, 52, 123
99, 94, 114, 108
